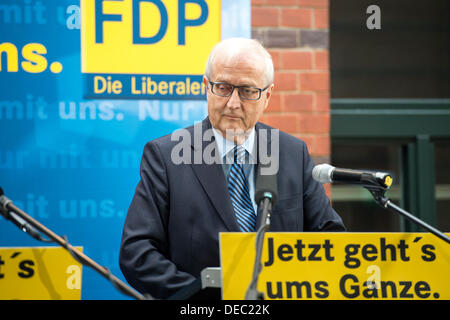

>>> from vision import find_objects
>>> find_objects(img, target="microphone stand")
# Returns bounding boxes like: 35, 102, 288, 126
365, 185, 450, 245
245, 195, 273, 300
0, 190, 151, 300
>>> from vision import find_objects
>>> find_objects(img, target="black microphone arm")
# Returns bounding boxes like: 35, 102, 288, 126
0, 187, 152, 300
245, 166, 278, 300
313, 164, 450, 245
377, 196, 450, 245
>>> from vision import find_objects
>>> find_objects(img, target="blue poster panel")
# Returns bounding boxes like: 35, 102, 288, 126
0, 0, 250, 299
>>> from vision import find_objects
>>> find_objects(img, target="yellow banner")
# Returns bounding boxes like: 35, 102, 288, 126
0, 247, 83, 300
220, 233, 450, 300
81, 0, 221, 75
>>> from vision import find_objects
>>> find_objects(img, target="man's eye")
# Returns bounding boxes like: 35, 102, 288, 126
217, 84, 231, 91
243, 88, 257, 94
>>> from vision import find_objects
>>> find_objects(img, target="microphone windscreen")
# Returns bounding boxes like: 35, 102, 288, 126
254, 165, 278, 205
312, 164, 334, 184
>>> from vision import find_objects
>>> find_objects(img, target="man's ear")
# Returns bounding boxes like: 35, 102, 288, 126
263, 83, 275, 110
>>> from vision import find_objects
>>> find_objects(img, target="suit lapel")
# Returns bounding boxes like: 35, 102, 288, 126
189, 118, 240, 231
189, 119, 276, 232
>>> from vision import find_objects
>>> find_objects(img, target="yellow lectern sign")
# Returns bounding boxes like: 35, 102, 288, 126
220, 233, 450, 300
0, 247, 83, 300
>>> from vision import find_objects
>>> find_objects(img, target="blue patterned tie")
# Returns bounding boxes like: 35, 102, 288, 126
227, 146, 256, 232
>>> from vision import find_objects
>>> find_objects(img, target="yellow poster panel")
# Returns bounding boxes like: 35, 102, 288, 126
220, 233, 450, 300
0, 247, 83, 300
81, 0, 221, 74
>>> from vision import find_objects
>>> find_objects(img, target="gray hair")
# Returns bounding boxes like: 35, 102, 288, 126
204, 38, 274, 87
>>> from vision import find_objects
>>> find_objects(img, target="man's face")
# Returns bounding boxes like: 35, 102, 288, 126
204, 52, 273, 143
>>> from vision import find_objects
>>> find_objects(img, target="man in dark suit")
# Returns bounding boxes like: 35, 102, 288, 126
119, 38, 345, 299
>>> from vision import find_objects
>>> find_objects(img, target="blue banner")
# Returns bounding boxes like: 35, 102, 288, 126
0, 0, 249, 299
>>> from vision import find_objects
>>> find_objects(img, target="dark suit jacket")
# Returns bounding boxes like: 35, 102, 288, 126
119, 118, 345, 299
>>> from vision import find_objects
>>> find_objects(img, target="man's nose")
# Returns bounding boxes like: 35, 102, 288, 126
226, 88, 241, 109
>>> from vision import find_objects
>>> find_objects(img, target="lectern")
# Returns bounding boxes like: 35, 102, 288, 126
168, 267, 222, 300
169, 233, 450, 301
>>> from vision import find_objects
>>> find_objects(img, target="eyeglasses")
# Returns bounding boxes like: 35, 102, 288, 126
208, 81, 270, 101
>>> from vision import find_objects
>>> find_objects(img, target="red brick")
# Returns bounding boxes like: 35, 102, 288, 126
274, 72, 298, 91
299, 72, 329, 92
298, 0, 329, 8
314, 50, 329, 70
315, 93, 329, 111
266, 0, 296, 5
252, 0, 331, 163
282, 51, 313, 70
284, 93, 314, 112
314, 135, 330, 156
313, 8, 328, 29
251, 0, 266, 5
268, 49, 281, 70
261, 114, 299, 133
252, 7, 279, 27
298, 113, 330, 134
266, 92, 282, 112
281, 8, 312, 28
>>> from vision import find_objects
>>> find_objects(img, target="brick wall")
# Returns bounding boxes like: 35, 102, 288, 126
252, 0, 331, 196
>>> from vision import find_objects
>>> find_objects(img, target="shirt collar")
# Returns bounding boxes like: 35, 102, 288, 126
212, 127, 256, 163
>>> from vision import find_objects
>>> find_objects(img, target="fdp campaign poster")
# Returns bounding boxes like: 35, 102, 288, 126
0, 0, 250, 299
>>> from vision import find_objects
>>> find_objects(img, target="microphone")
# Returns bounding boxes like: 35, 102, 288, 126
246, 165, 278, 301
0, 187, 50, 242
0, 188, 149, 299
312, 164, 393, 189
254, 169, 278, 206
